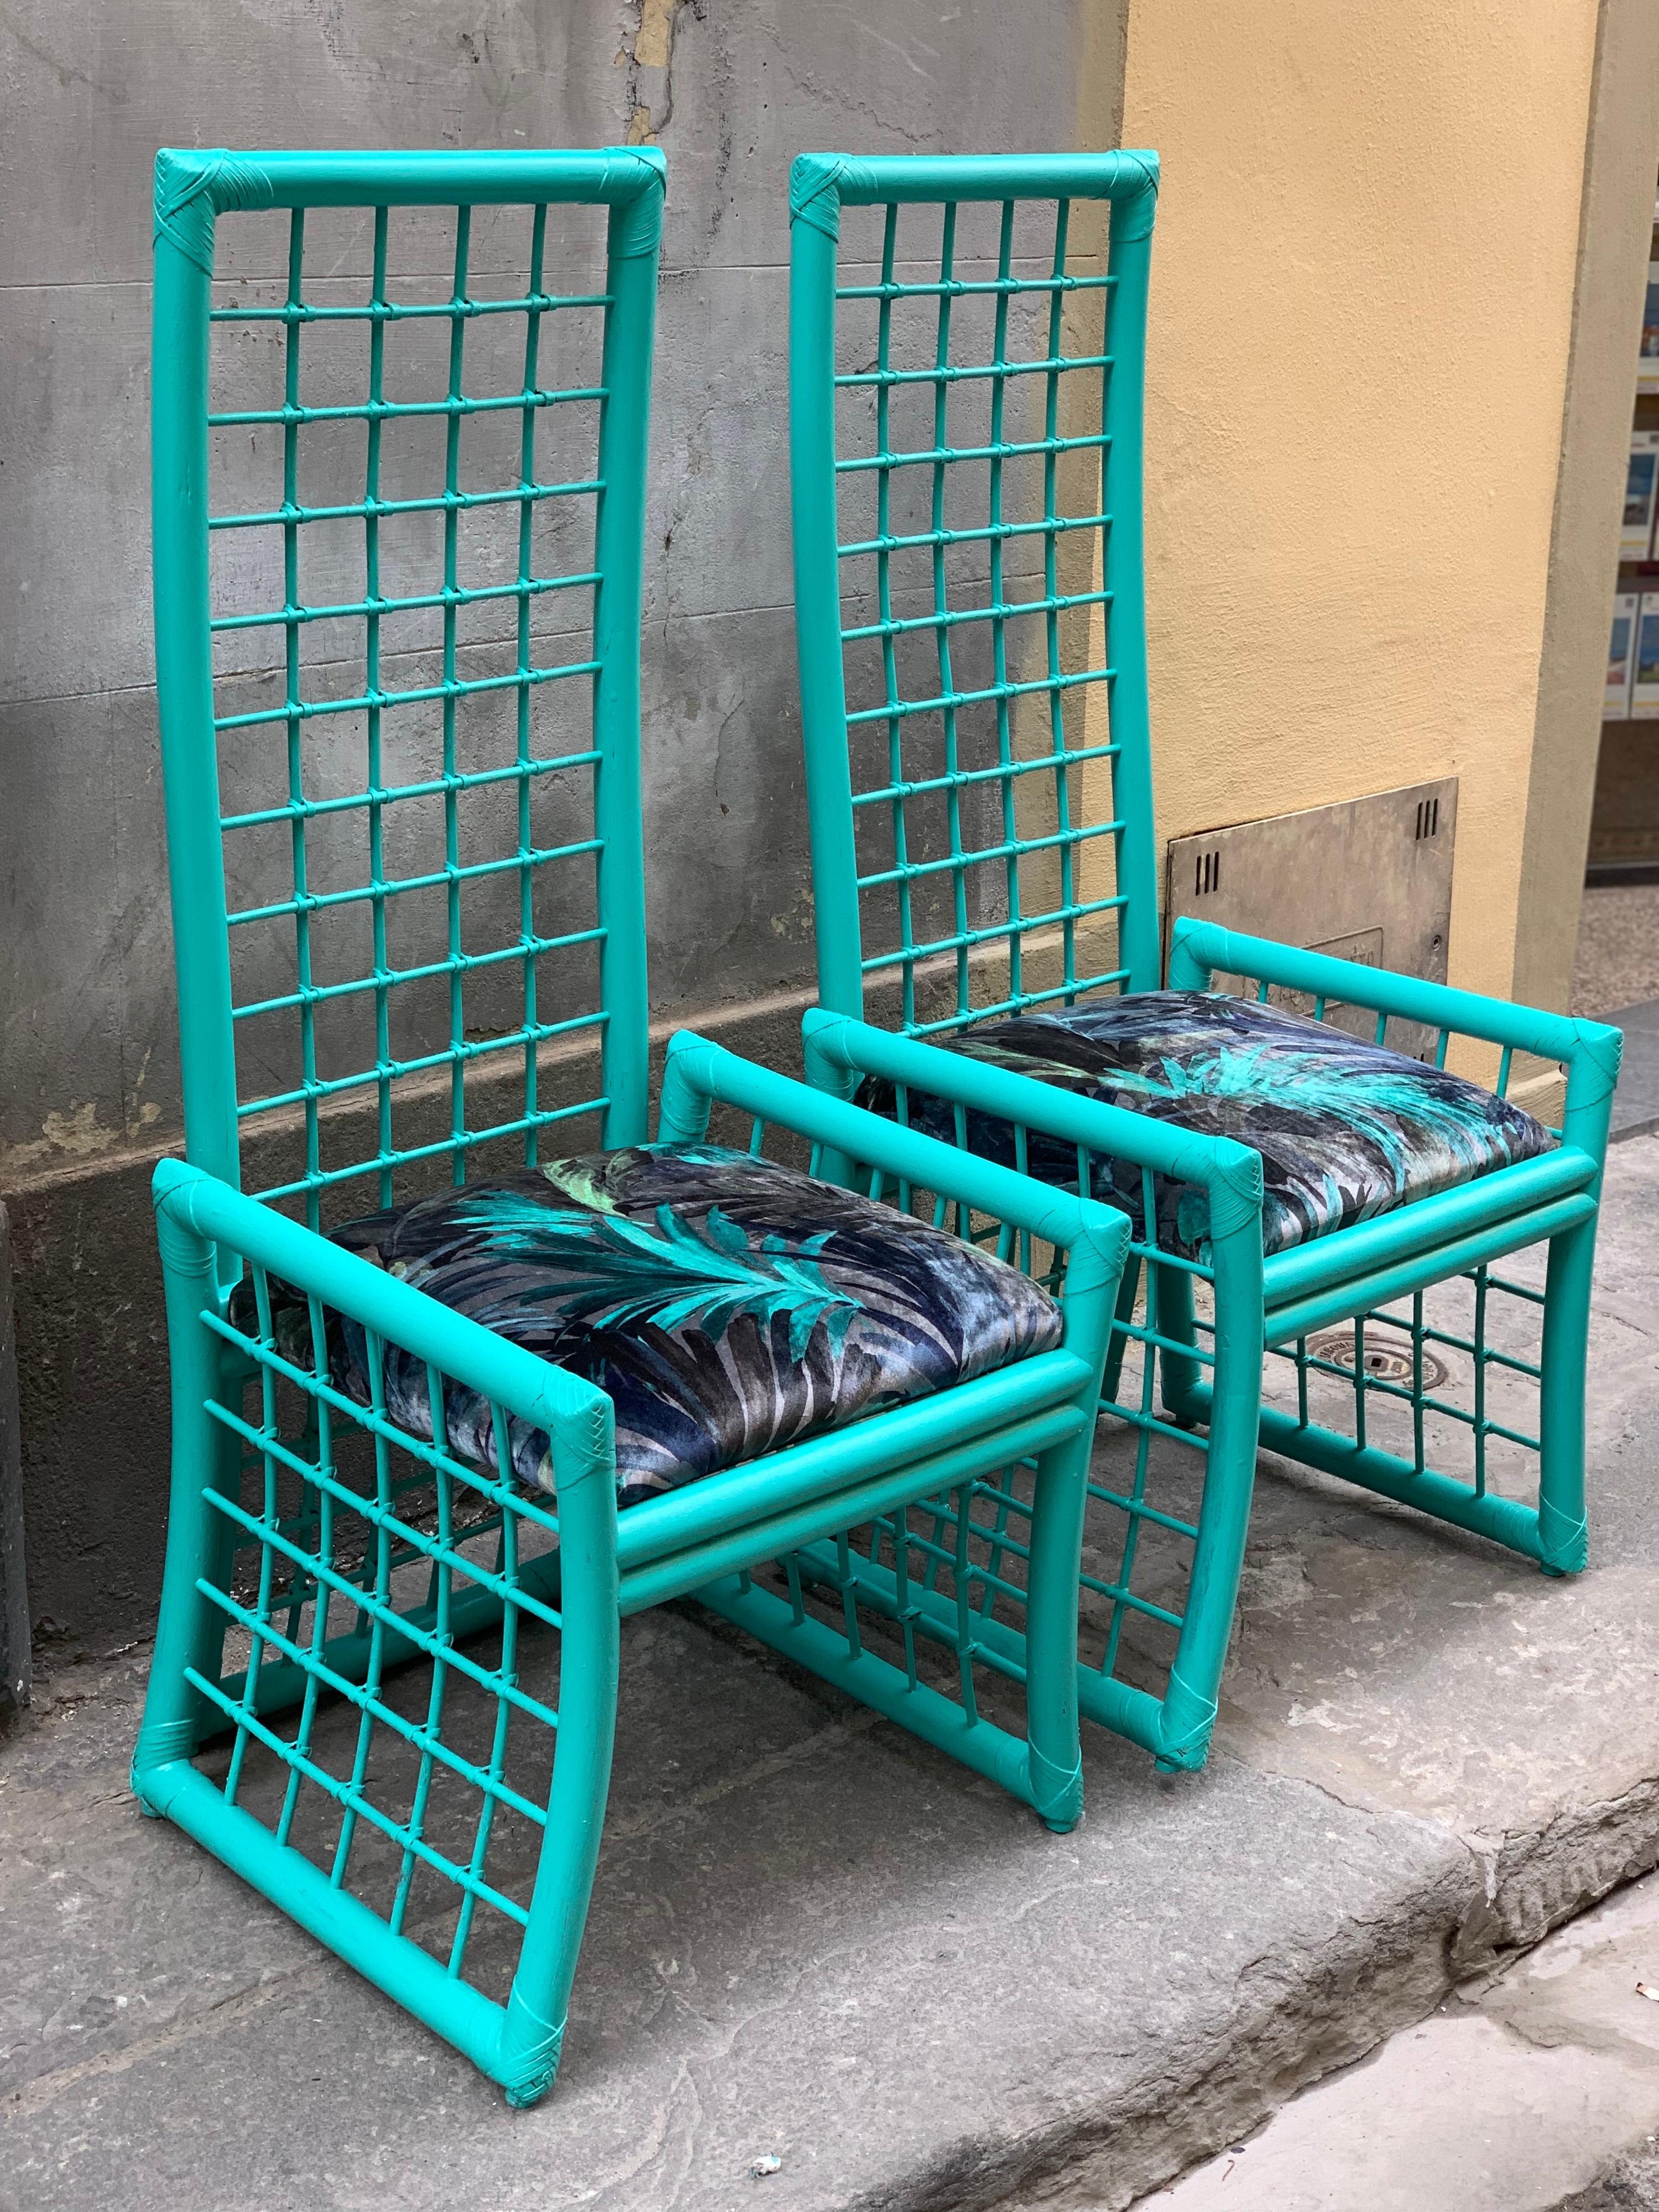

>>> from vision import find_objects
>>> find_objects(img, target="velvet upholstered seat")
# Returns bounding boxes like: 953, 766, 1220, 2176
239, 1142, 1063, 1510
853, 992, 1555, 1262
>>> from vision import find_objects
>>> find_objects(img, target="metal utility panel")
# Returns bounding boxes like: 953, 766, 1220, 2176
1165, 779, 1457, 1053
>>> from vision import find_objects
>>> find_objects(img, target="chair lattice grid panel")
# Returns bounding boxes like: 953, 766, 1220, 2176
722, 1134, 1083, 1741
167, 152, 655, 1228
808, 171, 1140, 1037
189, 1254, 575, 2000
787, 151, 1623, 1774
135, 146, 1130, 2105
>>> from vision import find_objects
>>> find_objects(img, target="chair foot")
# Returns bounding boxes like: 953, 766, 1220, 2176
498, 1983, 568, 2110
504, 2077, 557, 2112
1043, 1812, 1080, 1835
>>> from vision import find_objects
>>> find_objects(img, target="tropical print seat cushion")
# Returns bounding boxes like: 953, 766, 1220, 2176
238, 1143, 1061, 1510
853, 991, 1554, 1261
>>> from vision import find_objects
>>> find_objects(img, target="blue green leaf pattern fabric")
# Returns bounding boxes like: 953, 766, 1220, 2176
235, 1144, 1061, 1508
854, 991, 1554, 1260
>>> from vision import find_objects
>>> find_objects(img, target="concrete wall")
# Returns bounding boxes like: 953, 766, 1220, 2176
0, 0, 1126, 1651
1115, 0, 1612, 1047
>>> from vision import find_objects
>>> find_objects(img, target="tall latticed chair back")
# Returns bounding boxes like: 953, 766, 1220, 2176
790, 150, 1162, 1039
153, 147, 662, 1240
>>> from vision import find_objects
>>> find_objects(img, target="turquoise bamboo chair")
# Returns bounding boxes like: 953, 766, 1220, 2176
787, 150, 1624, 1773
132, 147, 1129, 2106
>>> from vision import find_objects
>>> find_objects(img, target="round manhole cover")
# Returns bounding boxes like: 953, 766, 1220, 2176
1304, 1325, 1448, 1392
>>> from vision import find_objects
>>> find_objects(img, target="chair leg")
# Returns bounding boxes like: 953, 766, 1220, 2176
1100, 1253, 1142, 1404
1149, 1417, 1255, 1771
1536, 1210, 1595, 1578
492, 1450, 621, 2109
1151, 1260, 1205, 1427
1022, 1431, 1092, 1833
133, 1204, 241, 1796
1150, 1224, 1262, 1771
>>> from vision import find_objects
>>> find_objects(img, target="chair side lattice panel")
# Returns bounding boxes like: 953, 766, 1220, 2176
708, 1098, 1091, 1771
197, 1261, 575, 2006
1245, 991, 1558, 1574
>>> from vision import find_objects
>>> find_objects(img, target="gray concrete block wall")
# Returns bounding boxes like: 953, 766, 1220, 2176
0, 0, 1125, 1645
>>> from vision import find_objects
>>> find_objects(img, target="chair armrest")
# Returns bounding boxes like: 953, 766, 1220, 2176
797, 1007, 1265, 1240
658, 1027, 1131, 1390
152, 1157, 615, 1501
1170, 917, 1622, 1073
658, 1026, 1130, 1274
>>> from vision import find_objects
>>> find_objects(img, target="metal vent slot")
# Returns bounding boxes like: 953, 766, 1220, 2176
1164, 779, 1457, 1056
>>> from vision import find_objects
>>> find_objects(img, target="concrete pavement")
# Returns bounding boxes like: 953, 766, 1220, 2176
3, 1135, 1656, 2212
1113, 1869, 1659, 2212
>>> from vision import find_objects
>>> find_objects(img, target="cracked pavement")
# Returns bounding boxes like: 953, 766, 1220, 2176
3, 1136, 1656, 2211
1112, 1867, 1659, 2212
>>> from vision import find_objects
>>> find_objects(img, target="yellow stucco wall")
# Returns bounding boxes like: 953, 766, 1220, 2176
1114, 0, 1600, 1006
